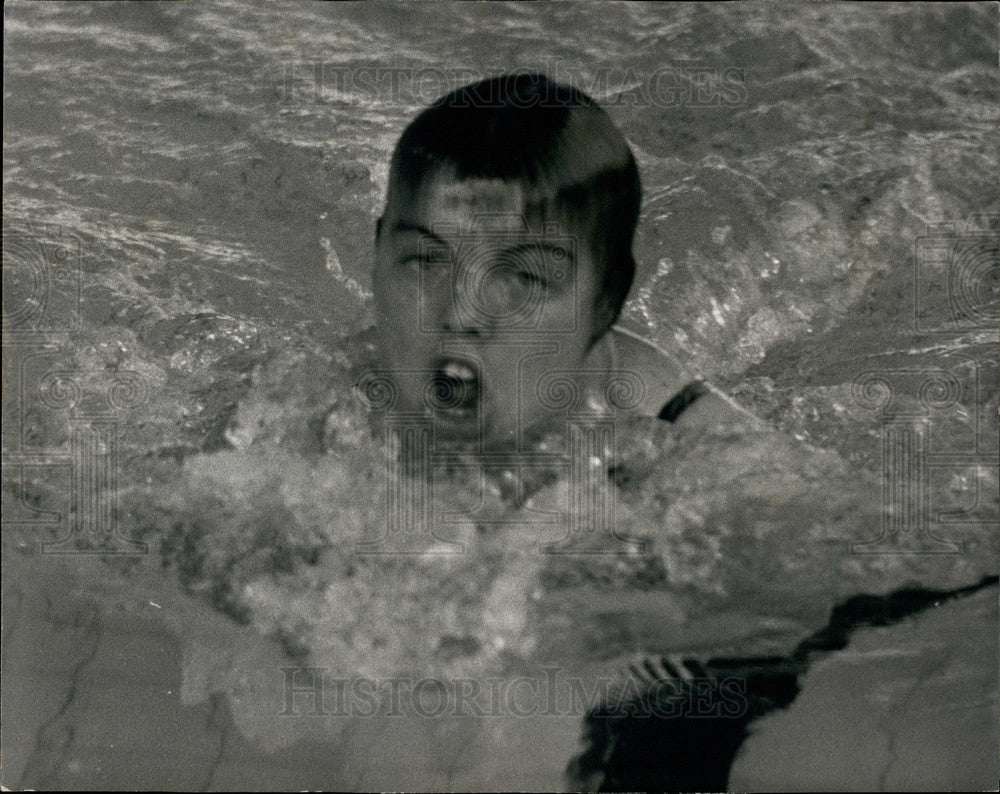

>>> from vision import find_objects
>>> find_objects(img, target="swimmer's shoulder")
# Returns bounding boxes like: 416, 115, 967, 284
607, 326, 762, 430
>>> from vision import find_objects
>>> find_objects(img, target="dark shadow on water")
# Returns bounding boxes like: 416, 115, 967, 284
567, 574, 999, 792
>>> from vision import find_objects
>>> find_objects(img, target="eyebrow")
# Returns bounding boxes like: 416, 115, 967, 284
390, 221, 575, 263
500, 241, 576, 266
390, 221, 448, 247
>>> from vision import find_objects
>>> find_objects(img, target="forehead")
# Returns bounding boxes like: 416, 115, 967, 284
385, 172, 559, 237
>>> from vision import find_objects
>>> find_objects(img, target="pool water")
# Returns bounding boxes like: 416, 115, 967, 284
3, 1, 997, 789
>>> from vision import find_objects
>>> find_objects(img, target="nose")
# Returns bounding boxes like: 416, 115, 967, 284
440, 286, 479, 335
440, 257, 502, 336
431, 261, 476, 335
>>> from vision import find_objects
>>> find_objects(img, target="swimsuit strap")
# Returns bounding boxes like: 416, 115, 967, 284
658, 380, 709, 423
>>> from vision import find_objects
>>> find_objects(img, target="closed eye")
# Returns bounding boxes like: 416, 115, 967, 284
501, 243, 571, 290
399, 251, 451, 270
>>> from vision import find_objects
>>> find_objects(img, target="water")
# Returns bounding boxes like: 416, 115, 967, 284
3, 1, 998, 789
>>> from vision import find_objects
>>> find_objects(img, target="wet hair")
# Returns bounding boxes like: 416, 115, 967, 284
382, 73, 641, 343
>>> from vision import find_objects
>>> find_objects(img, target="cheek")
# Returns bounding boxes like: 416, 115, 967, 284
576, 272, 602, 346
374, 261, 413, 320
373, 255, 398, 299
373, 271, 417, 358
371, 258, 391, 309
535, 287, 597, 356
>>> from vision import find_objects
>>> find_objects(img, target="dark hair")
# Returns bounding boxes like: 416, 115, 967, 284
383, 73, 641, 343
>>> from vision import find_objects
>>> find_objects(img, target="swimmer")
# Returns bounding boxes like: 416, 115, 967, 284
370, 73, 757, 452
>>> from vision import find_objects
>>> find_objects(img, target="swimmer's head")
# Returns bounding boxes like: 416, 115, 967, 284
380, 73, 640, 340
372, 73, 641, 446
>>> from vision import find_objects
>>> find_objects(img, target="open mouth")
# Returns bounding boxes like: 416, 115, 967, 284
428, 357, 481, 422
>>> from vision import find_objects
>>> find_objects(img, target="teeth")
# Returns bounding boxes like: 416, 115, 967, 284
441, 361, 477, 382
